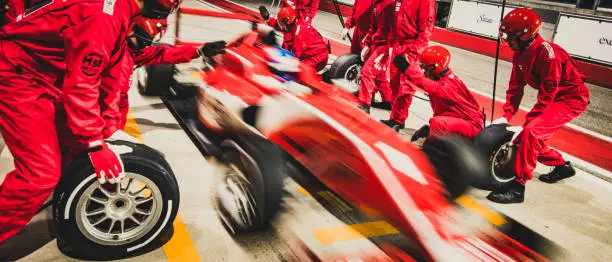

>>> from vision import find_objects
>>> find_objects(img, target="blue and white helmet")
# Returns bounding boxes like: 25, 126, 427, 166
263, 47, 301, 73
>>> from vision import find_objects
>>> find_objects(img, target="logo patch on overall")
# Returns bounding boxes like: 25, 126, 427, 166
81, 54, 103, 76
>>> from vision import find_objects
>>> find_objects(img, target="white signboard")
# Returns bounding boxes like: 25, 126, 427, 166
553, 13, 612, 65
447, 0, 516, 39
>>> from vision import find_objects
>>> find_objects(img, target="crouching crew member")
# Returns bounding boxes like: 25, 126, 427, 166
394, 46, 484, 141
487, 8, 590, 204
260, 5, 329, 71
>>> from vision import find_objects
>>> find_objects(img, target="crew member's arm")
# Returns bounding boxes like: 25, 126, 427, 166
502, 62, 526, 121
344, 0, 356, 29
131, 44, 199, 65
100, 51, 131, 138
63, 14, 121, 145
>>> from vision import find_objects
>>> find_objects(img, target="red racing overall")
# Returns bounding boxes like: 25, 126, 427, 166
388, 0, 435, 124
357, 0, 394, 106
413, 70, 484, 139
0, 0, 138, 243
503, 35, 590, 184
284, 0, 319, 22
344, 0, 375, 54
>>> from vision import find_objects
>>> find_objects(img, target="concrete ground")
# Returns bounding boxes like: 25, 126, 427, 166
0, 0, 611, 261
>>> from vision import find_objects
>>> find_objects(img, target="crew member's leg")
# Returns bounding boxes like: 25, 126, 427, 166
0, 76, 62, 244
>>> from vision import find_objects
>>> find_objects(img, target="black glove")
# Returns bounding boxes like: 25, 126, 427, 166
411, 124, 430, 142
259, 6, 270, 21
199, 40, 227, 57
393, 54, 410, 73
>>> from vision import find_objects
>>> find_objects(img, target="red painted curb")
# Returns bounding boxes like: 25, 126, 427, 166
202, 0, 612, 172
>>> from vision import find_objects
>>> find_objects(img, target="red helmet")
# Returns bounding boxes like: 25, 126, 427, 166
134, 16, 168, 39
142, 0, 181, 19
419, 46, 451, 75
499, 8, 541, 42
129, 16, 168, 50
277, 6, 297, 25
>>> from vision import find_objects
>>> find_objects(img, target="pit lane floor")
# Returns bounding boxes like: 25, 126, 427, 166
1, 1, 611, 261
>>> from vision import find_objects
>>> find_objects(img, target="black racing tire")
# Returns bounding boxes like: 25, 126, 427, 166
137, 64, 176, 96
328, 53, 362, 90
472, 124, 518, 191
214, 134, 287, 234
422, 135, 487, 199
52, 140, 179, 261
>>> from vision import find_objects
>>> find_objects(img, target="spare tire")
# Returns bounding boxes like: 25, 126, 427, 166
137, 64, 176, 96
471, 124, 518, 191
329, 53, 362, 93
52, 140, 179, 260
214, 134, 287, 234
422, 135, 487, 199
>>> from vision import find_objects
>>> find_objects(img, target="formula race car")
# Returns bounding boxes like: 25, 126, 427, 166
164, 13, 547, 260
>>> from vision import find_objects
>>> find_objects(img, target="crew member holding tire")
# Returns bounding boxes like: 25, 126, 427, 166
487, 8, 590, 204
394, 46, 484, 141
101, 16, 227, 140
260, 5, 328, 71
340, 0, 375, 55
379, 0, 436, 132
0, 0, 179, 244
356, 0, 395, 114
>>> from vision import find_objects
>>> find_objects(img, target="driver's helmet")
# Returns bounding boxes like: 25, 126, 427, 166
263, 47, 301, 80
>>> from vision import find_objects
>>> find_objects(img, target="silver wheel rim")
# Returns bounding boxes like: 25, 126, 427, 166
491, 142, 517, 183
75, 173, 163, 246
344, 64, 362, 92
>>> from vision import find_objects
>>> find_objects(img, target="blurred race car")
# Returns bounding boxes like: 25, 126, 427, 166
183, 17, 548, 260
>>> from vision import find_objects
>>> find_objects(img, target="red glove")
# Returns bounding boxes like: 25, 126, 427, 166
88, 140, 125, 184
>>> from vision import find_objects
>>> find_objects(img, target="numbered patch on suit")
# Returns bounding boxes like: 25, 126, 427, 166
81, 54, 104, 77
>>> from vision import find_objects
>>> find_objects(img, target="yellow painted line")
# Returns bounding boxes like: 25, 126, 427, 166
161, 214, 202, 262
312, 221, 400, 245
125, 109, 202, 262
296, 185, 311, 196
124, 110, 144, 142
188, 70, 201, 79
456, 195, 507, 226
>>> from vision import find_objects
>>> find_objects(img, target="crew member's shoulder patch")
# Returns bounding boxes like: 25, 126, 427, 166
541, 42, 555, 59
81, 53, 104, 77
103, 0, 116, 15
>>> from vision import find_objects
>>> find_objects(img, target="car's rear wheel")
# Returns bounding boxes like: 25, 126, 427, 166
329, 53, 362, 93
422, 135, 487, 199
472, 124, 518, 190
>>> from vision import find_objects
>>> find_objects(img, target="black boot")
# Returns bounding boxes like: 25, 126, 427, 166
538, 161, 576, 183
486, 181, 525, 204
380, 119, 405, 132
357, 104, 370, 114
371, 100, 392, 110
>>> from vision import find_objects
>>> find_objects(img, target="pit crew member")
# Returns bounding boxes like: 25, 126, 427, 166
260, 5, 329, 71
340, 0, 375, 55
487, 8, 590, 204
101, 16, 227, 140
0, 0, 179, 244
356, 0, 395, 113
394, 46, 484, 141
379, 0, 436, 132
